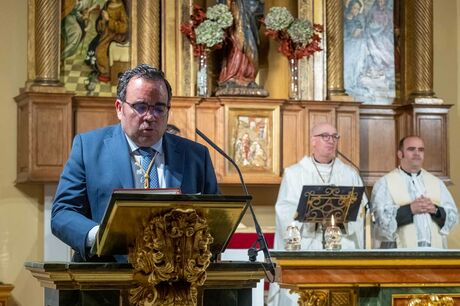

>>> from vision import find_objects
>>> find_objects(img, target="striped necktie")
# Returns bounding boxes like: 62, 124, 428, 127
138, 147, 159, 188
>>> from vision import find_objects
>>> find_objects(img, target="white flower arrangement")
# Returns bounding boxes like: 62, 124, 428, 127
288, 19, 314, 44
206, 3, 233, 29
262, 6, 323, 60
181, 3, 234, 55
196, 20, 225, 48
264, 7, 294, 31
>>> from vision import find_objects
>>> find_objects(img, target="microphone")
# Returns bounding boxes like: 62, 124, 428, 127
336, 150, 373, 217
196, 128, 276, 281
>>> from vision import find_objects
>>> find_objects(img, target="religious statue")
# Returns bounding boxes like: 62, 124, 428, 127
216, 0, 268, 97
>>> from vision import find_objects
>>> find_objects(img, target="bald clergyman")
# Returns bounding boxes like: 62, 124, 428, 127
267, 123, 368, 306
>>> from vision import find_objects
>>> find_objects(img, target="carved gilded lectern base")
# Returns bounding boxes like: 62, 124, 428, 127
128, 208, 213, 306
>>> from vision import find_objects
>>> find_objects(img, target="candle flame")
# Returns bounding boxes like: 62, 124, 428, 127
331, 215, 335, 226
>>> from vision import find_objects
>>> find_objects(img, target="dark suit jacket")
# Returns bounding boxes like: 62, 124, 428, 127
51, 124, 219, 260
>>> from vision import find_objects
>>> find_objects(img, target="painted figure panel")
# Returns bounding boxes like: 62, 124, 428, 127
343, 0, 396, 104
60, 0, 130, 96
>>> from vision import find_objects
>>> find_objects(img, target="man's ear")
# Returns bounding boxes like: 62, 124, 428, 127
397, 150, 403, 160
115, 99, 123, 120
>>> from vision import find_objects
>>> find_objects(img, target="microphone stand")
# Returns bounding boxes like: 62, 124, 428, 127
336, 150, 372, 212
196, 128, 276, 281
336, 150, 375, 248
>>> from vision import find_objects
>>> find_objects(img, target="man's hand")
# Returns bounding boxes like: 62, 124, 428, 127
410, 196, 437, 214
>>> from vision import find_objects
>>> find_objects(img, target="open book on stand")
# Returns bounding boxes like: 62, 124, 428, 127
295, 185, 364, 224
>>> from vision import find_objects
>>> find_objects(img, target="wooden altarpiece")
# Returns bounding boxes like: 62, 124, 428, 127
15, 0, 451, 187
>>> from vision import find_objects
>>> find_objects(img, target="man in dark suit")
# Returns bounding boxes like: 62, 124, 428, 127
51, 64, 219, 262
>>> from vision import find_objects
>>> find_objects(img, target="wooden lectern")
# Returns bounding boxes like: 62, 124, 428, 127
26, 192, 268, 306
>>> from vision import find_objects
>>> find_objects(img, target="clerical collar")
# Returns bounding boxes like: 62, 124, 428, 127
312, 155, 334, 165
311, 156, 335, 184
399, 166, 421, 177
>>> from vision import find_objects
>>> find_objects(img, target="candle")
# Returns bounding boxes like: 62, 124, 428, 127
325, 214, 342, 251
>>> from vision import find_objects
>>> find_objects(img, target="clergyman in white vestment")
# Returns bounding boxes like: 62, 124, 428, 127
267, 123, 367, 306
371, 136, 458, 249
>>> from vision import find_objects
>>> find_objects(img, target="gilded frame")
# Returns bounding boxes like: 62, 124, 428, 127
224, 103, 280, 182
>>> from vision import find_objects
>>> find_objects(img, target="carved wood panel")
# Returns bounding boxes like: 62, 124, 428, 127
281, 103, 304, 169
74, 97, 118, 134
15, 92, 73, 183
360, 106, 397, 185
337, 104, 360, 166
196, 98, 224, 181
14, 94, 451, 187
397, 104, 451, 183
167, 96, 196, 140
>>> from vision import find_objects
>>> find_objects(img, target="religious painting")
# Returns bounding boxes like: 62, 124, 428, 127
225, 104, 280, 179
343, 0, 397, 104
60, 0, 131, 96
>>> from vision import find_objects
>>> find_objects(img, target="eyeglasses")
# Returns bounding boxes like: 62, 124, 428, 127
124, 101, 170, 117
314, 133, 340, 142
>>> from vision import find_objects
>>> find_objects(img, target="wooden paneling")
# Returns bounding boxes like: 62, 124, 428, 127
35, 106, 64, 166
304, 103, 337, 157
360, 105, 397, 185
281, 103, 304, 169
15, 94, 451, 186
306, 108, 335, 127
196, 97, 224, 181
167, 96, 197, 140
15, 92, 73, 183
419, 116, 445, 174
0, 284, 13, 306
281, 101, 360, 170
398, 104, 451, 183
74, 97, 117, 134
17, 100, 29, 176
418, 114, 449, 181
337, 103, 361, 166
